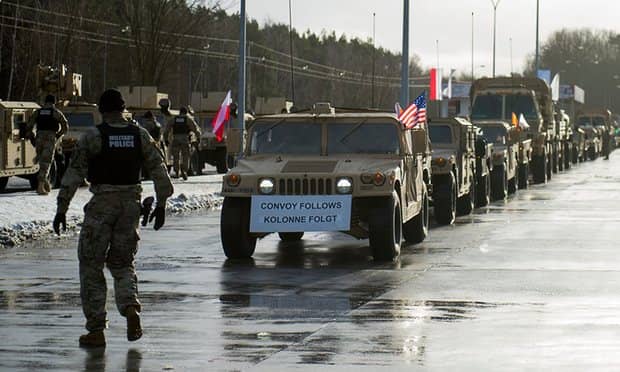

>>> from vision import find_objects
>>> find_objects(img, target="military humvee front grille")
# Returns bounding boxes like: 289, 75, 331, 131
277, 178, 333, 195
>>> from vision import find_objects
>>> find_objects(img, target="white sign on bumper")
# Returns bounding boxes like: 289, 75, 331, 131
250, 195, 352, 233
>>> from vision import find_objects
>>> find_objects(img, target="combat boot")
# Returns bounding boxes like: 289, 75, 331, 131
126, 306, 143, 342
43, 180, 52, 193
79, 331, 106, 348
36, 181, 49, 195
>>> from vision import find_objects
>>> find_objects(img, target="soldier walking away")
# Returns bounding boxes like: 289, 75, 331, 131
52, 89, 173, 348
26, 94, 68, 195
164, 106, 201, 180
140, 111, 162, 144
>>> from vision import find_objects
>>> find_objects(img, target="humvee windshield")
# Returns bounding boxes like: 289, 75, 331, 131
327, 122, 400, 154
472, 93, 537, 121
480, 126, 507, 145
66, 113, 95, 128
250, 121, 321, 154
592, 117, 606, 126
429, 125, 453, 144
12, 113, 26, 130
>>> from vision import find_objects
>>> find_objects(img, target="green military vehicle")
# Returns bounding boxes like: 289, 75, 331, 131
220, 103, 431, 261
0, 101, 47, 192
471, 77, 556, 184
428, 117, 477, 224
477, 121, 531, 199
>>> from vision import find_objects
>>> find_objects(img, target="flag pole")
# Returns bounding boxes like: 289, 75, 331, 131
400, 0, 410, 106
236, 0, 246, 159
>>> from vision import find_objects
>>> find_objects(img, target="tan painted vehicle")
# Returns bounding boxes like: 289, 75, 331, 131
474, 128, 493, 207
477, 121, 531, 200
471, 77, 556, 184
60, 102, 101, 158
576, 113, 604, 160
428, 118, 476, 225
0, 101, 42, 192
579, 108, 614, 160
555, 109, 573, 171
571, 126, 586, 163
220, 103, 431, 261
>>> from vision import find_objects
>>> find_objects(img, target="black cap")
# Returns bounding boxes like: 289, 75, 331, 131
179, 106, 188, 115
44, 95, 56, 104
98, 89, 126, 113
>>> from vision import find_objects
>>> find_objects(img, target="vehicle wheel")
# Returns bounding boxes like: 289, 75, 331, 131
221, 197, 256, 259
558, 152, 564, 171
518, 163, 529, 190
564, 144, 571, 170
434, 173, 456, 225
278, 232, 304, 241
216, 148, 228, 174
369, 191, 402, 261
571, 146, 579, 164
491, 165, 507, 200
403, 184, 428, 244
457, 176, 474, 216
552, 148, 559, 174
532, 154, 546, 184
476, 174, 490, 207
507, 176, 517, 194
546, 153, 553, 181
0, 177, 8, 192
588, 146, 596, 161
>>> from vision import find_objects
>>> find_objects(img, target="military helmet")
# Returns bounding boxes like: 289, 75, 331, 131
179, 106, 188, 115
98, 89, 126, 113
44, 94, 56, 104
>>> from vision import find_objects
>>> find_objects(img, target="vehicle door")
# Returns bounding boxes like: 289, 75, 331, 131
5, 109, 31, 170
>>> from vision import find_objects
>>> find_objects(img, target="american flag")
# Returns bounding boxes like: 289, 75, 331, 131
398, 92, 427, 129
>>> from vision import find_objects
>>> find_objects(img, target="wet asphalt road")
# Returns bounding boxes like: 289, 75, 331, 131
3, 155, 620, 371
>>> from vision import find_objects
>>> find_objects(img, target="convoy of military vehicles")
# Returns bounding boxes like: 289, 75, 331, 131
1, 65, 618, 261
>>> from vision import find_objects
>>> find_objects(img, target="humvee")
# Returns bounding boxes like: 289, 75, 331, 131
60, 102, 101, 158
471, 77, 556, 184
220, 103, 431, 261
576, 114, 603, 160
477, 121, 531, 199
0, 101, 43, 192
428, 117, 477, 225
555, 109, 573, 171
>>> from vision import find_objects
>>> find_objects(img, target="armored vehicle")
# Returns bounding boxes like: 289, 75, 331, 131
554, 109, 572, 171
428, 117, 476, 225
576, 114, 603, 160
578, 108, 614, 159
0, 101, 45, 192
474, 128, 493, 207
477, 121, 531, 199
471, 77, 556, 184
220, 103, 431, 261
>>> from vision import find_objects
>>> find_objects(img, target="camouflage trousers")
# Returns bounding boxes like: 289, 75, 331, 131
35, 131, 58, 182
170, 138, 190, 175
78, 192, 142, 332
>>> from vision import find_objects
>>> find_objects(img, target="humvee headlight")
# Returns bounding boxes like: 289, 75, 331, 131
372, 172, 386, 186
259, 178, 275, 194
336, 178, 353, 194
226, 174, 241, 187
432, 157, 447, 167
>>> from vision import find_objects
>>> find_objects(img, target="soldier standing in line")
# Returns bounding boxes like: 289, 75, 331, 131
26, 94, 68, 195
163, 106, 201, 180
53, 89, 174, 348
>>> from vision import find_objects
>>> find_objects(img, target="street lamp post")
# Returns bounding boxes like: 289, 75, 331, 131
535, 0, 540, 74
400, 0, 410, 106
491, 0, 501, 77
237, 0, 246, 132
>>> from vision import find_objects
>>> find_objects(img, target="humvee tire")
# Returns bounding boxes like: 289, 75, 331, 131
434, 173, 457, 225
369, 192, 402, 261
221, 197, 256, 259
278, 232, 304, 241
403, 185, 429, 244
507, 176, 517, 194
588, 146, 597, 161
572, 148, 578, 164
457, 175, 475, 216
564, 143, 571, 170
216, 147, 228, 174
546, 154, 553, 180
532, 154, 546, 184
518, 164, 529, 190
491, 165, 507, 200
476, 173, 490, 207
0, 177, 8, 192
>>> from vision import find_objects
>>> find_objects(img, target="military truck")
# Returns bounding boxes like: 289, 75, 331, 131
60, 102, 101, 159
471, 77, 556, 184
0, 101, 47, 192
476, 121, 531, 199
428, 117, 477, 224
578, 108, 614, 160
576, 112, 604, 160
474, 127, 493, 207
220, 103, 431, 261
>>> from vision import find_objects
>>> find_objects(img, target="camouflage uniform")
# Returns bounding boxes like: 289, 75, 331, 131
26, 103, 68, 190
57, 112, 173, 333
164, 114, 201, 177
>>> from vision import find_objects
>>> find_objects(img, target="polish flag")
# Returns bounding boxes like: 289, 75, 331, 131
211, 90, 232, 142
429, 68, 442, 101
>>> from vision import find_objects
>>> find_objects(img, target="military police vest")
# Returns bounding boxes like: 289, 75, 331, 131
36, 108, 60, 132
173, 116, 189, 135
87, 123, 143, 185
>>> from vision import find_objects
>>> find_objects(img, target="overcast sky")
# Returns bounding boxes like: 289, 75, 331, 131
238, 0, 620, 78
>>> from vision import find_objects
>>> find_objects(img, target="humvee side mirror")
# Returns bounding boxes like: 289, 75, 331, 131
226, 128, 243, 154
411, 129, 428, 154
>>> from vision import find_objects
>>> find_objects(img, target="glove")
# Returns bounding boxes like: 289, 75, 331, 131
140, 196, 154, 227
149, 206, 165, 230
53, 213, 66, 235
